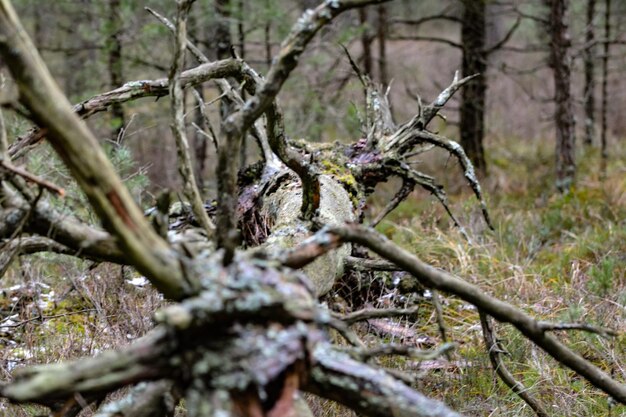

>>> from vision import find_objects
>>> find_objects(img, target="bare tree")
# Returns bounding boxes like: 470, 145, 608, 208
545, 0, 576, 192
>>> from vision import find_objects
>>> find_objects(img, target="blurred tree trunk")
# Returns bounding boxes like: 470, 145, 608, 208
189, 10, 208, 190
583, 0, 596, 146
237, 0, 245, 60
31, 0, 44, 48
546, 0, 575, 192
107, 0, 125, 140
377, 5, 388, 87
600, 0, 611, 175
359, 8, 373, 76
214, 0, 232, 60
460, 0, 487, 175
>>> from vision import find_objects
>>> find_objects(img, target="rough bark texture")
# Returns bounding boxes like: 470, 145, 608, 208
107, 0, 126, 139
600, 0, 610, 174
261, 175, 356, 296
546, 0, 576, 192
583, 0, 596, 146
460, 0, 487, 174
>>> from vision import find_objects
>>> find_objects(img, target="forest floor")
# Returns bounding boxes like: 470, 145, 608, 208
1, 140, 625, 417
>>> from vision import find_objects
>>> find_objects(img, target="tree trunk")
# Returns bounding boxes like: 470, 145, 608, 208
600, 0, 611, 175
359, 8, 373, 76
546, 0, 576, 192
460, 0, 487, 175
107, 0, 125, 140
583, 0, 596, 146
377, 5, 389, 87
214, 0, 232, 60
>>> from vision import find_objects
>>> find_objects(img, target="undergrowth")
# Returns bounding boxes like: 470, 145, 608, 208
369, 141, 626, 416
1, 140, 625, 416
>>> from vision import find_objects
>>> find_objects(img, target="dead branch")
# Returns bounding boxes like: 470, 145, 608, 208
343, 342, 457, 362
7, 59, 242, 159
537, 321, 618, 338
479, 312, 550, 417
216, 1, 396, 259
335, 306, 419, 324
169, 0, 215, 238
92, 381, 179, 417
344, 256, 402, 271
370, 179, 414, 227
0, 159, 65, 196
306, 346, 463, 417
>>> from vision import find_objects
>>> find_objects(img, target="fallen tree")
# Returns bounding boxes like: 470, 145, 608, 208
0, 0, 624, 416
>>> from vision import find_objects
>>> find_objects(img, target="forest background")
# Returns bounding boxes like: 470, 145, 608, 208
0, 0, 625, 416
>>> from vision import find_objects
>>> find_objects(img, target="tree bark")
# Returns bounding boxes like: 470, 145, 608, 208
460, 0, 487, 175
600, 0, 610, 175
546, 0, 576, 192
583, 0, 596, 146
376, 5, 389, 87
359, 8, 373, 75
107, 0, 125, 139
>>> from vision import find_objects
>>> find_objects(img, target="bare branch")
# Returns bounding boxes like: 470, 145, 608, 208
169, 0, 215, 238
344, 342, 457, 362
391, 15, 462, 25
306, 346, 464, 417
484, 16, 521, 55
388, 35, 462, 49
92, 381, 179, 417
145, 6, 209, 65
216, 0, 391, 261
370, 179, 414, 227
344, 256, 402, 271
479, 312, 550, 417
0, 108, 7, 156
8, 58, 242, 160
537, 321, 618, 338
335, 306, 419, 324
0, 160, 65, 196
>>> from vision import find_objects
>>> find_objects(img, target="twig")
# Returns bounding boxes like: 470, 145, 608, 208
343, 342, 457, 362
391, 130, 493, 230
479, 311, 550, 417
537, 321, 618, 338
334, 306, 419, 324
327, 318, 366, 348
0, 160, 65, 196
370, 179, 414, 227
191, 90, 219, 154
0, 309, 98, 328
431, 290, 450, 358
343, 256, 402, 271
145, 7, 209, 65
169, 0, 215, 238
